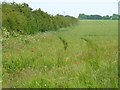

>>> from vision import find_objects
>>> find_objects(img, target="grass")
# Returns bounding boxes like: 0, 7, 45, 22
2, 20, 118, 88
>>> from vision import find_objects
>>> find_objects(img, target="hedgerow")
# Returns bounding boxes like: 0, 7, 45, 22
2, 2, 77, 35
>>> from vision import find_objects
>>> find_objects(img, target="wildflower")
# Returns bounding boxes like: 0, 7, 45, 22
2, 27, 10, 41
44, 84, 47, 87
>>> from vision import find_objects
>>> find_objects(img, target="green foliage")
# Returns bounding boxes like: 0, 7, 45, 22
2, 2, 77, 35
102, 15, 111, 20
78, 13, 119, 20
111, 14, 119, 20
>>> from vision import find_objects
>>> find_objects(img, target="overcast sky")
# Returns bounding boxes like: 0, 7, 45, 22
2, 0, 119, 17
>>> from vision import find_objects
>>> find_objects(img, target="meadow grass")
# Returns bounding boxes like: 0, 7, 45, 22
2, 20, 118, 88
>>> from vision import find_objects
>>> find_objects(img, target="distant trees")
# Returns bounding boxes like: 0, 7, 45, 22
111, 14, 119, 20
102, 15, 111, 20
78, 13, 119, 20
2, 2, 77, 35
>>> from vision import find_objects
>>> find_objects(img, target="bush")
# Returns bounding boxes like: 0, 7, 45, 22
2, 2, 78, 35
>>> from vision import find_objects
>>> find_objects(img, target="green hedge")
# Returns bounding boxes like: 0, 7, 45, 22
2, 2, 77, 35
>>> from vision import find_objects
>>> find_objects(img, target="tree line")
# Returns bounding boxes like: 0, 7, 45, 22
78, 13, 119, 20
2, 2, 77, 35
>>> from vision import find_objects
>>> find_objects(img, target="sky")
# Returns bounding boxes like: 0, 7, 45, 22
2, 0, 120, 17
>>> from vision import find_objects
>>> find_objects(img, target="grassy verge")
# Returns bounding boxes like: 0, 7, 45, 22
2, 20, 118, 88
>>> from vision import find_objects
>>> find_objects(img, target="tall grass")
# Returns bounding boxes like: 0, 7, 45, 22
2, 20, 118, 88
